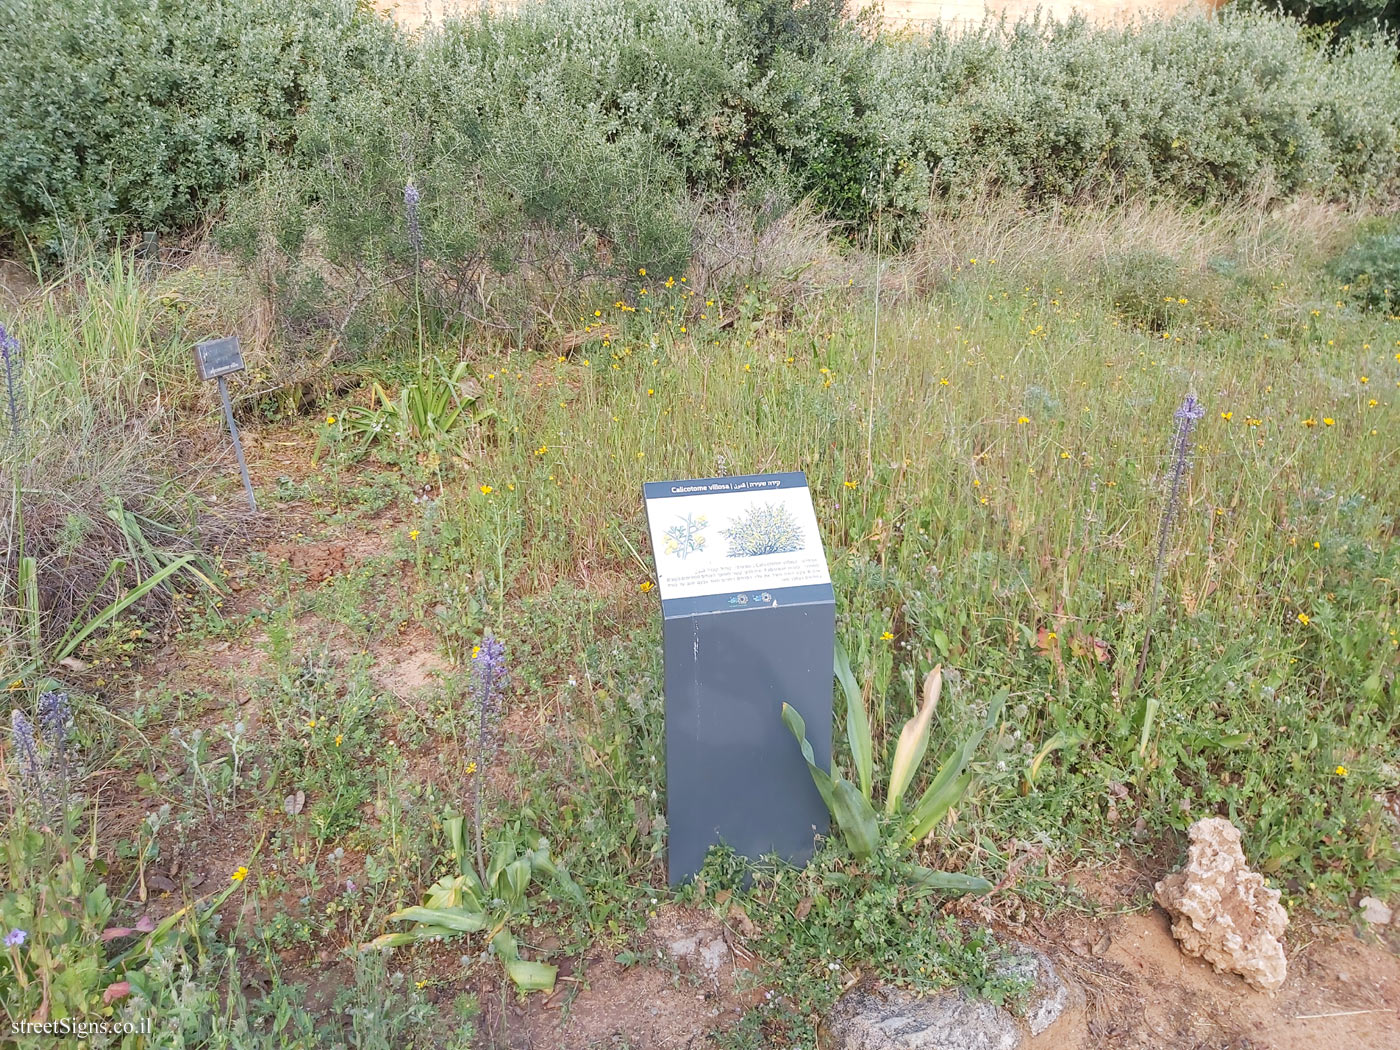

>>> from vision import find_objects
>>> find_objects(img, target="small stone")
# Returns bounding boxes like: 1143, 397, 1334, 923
819, 986, 1021, 1050
1358, 896, 1393, 926
1154, 817, 1289, 992
993, 947, 1072, 1037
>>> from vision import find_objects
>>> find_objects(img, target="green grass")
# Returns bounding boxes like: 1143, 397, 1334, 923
2, 197, 1398, 1046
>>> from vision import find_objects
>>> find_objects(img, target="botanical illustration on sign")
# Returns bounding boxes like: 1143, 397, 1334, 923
722, 501, 806, 558
663, 512, 708, 559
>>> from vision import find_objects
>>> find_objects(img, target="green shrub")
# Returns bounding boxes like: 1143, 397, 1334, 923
222, 11, 700, 342
1330, 225, 1400, 309
9, 0, 1400, 267
857, 12, 1400, 240
0, 0, 400, 255
1244, 0, 1399, 38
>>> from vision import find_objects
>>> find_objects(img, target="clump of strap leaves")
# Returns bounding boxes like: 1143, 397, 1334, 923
783, 644, 1005, 894
364, 811, 584, 993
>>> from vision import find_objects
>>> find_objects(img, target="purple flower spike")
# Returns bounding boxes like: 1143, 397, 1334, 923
471, 636, 508, 764
1174, 395, 1205, 423
0, 322, 22, 438
404, 182, 423, 264
10, 710, 40, 784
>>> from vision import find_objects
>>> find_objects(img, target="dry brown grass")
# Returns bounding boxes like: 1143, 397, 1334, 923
904, 189, 1365, 291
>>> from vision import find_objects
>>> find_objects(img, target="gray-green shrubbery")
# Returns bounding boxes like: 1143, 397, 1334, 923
0, 0, 399, 254
7, 0, 1400, 297
213, 1, 1400, 343
858, 14, 1400, 234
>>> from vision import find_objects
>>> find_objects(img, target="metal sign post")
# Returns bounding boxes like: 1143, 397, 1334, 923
193, 336, 256, 512
643, 471, 835, 884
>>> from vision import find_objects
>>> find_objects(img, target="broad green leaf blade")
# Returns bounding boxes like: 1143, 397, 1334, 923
529, 849, 587, 908
504, 959, 557, 993
19, 555, 41, 663
503, 858, 531, 908
388, 906, 487, 933
444, 812, 470, 875
360, 927, 461, 950
904, 691, 1005, 845
782, 702, 836, 816
905, 771, 972, 845
423, 874, 482, 913
903, 865, 994, 896
361, 932, 427, 950
486, 833, 515, 892
1027, 728, 1086, 787
830, 777, 880, 860
886, 666, 942, 816
42, 556, 194, 674
834, 642, 872, 801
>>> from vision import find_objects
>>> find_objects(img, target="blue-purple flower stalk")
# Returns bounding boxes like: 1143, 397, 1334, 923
470, 636, 508, 877
0, 323, 21, 440
10, 709, 40, 786
38, 690, 71, 806
1131, 393, 1205, 696
9, 695, 74, 825
404, 182, 422, 271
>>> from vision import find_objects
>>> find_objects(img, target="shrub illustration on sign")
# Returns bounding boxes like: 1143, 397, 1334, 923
663, 513, 708, 559
722, 502, 805, 558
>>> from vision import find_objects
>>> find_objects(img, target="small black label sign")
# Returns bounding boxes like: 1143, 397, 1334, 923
193, 336, 245, 381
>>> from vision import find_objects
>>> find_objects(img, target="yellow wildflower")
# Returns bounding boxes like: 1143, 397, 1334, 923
231, 866, 249, 882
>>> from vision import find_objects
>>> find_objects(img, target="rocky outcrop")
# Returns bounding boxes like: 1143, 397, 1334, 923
818, 943, 1076, 1050
1154, 817, 1288, 992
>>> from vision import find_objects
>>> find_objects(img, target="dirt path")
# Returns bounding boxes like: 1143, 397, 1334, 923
496, 898, 1400, 1049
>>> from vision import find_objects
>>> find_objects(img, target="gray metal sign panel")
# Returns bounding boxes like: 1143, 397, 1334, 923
644, 472, 834, 884
193, 336, 245, 381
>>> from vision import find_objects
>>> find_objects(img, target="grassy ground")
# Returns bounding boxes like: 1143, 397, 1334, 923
2, 196, 1398, 1046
